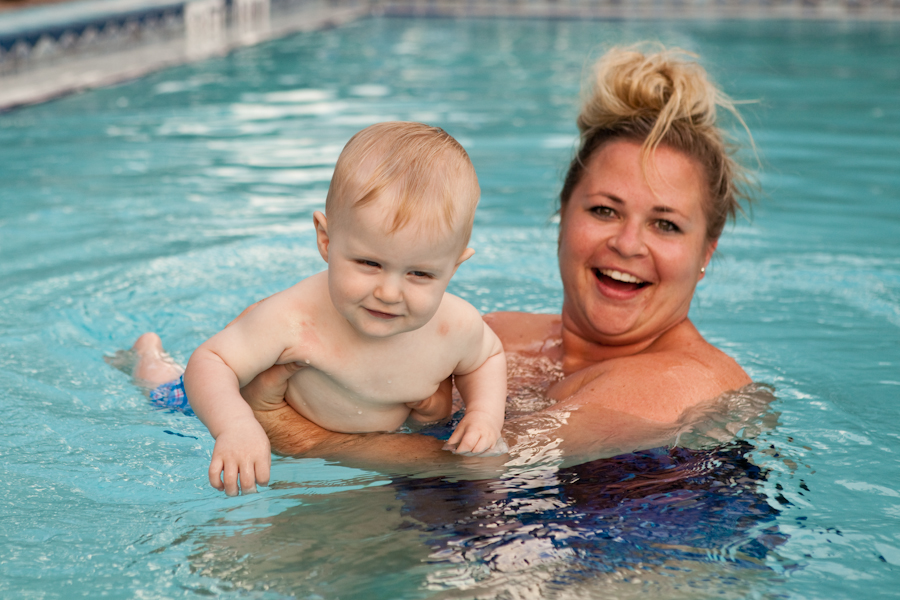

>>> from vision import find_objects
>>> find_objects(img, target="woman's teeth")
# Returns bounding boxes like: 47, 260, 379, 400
598, 269, 645, 284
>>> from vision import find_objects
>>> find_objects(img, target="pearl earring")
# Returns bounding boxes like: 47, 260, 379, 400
700, 267, 706, 274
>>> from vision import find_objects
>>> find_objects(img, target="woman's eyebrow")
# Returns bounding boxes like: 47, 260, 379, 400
652, 205, 686, 217
588, 192, 624, 204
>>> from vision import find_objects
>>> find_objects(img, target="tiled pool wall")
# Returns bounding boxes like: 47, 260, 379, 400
1, 0, 899, 110
0, 0, 368, 109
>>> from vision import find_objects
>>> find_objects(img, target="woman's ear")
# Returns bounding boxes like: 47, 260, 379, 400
313, 211, 329, 262
700, 240, 718, 280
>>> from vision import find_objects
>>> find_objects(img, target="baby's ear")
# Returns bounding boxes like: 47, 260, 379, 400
456, 247, 475, 266
313, 211, 330, 262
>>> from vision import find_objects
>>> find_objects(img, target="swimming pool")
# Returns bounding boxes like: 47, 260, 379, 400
1, 15, 898, 599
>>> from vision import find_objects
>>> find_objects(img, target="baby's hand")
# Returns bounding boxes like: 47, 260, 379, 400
208, 421, 271, 496
443, 411, 508, 457
406, 378, 453, 423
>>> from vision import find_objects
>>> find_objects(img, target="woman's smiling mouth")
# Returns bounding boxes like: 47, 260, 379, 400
593, 268, 650, 293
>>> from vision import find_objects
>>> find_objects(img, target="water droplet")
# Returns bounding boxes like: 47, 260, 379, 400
357, 410, 362, 415
305, 359, 310, 364
387, 380, 392, 384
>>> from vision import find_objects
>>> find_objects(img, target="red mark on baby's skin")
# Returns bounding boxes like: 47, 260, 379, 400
439, 322, 450, 336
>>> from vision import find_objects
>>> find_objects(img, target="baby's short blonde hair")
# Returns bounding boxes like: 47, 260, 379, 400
326, 122, 480, 247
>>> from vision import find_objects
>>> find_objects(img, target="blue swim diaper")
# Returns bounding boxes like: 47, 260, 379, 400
149, 375, 194, 416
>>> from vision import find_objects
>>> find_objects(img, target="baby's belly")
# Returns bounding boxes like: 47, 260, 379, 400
284, 373, 423, 434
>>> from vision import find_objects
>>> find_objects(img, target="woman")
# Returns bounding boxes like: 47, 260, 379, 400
130, 44, 757, 485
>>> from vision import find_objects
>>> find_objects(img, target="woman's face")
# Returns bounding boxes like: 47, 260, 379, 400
557, 139, 716, 348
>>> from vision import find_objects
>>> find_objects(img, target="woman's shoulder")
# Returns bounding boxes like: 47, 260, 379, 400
553, 320, 751, 423
649, 320, 750, 388
483, 311, 562, 355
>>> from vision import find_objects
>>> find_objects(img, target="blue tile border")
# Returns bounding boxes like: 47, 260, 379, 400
0, 0, 369, 110
0, 6, 182, 52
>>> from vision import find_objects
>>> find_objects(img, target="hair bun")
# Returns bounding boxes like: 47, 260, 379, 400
578, 44, 721, 144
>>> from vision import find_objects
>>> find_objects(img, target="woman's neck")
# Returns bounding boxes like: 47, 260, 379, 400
558, 314, 687, 375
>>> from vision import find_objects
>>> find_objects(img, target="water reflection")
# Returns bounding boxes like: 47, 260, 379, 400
184, 441, 789, 598
183, 355, 789, 598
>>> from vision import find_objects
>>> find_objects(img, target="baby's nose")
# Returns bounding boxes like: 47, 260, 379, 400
373, 277, 403, 303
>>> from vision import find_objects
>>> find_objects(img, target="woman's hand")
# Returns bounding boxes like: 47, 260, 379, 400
240, 362, 300, 412
405, 377, 453, 423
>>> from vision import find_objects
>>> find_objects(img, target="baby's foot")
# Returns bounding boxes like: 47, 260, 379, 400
105, 333, 184, 393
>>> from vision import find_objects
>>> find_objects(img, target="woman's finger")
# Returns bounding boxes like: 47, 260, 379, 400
241, 363, 301, 411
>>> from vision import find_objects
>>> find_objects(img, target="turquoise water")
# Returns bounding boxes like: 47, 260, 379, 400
1, 16, 899, 599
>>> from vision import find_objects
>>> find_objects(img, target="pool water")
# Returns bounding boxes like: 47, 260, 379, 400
1, 16, 899, 599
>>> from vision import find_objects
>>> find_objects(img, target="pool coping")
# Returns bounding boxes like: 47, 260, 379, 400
1, 0, 898, 112
0, 0, 369, 111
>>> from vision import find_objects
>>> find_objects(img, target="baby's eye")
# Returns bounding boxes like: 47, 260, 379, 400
655, 220, 681, 233
357, 260, 380, 268
410, 270, 434, 279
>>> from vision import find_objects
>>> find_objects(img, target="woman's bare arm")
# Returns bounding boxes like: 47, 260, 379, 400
245, 362, 679, 476
243, 363, 505, 476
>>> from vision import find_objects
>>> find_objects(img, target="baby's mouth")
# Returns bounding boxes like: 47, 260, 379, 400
593, 268, 649, 292
365, 308, 399, 319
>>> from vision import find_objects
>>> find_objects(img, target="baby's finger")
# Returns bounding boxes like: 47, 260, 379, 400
471, 435, 492, 455
479, 437, 510, 457
446, 426, 464, 448
255, 457, 271, 488
239, 461, 257, 495
208, 458, 225, 491
453, 430, 481, 455
222, 462, 240, 497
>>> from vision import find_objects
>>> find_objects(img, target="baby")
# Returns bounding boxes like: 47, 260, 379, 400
184, 122, 507, 494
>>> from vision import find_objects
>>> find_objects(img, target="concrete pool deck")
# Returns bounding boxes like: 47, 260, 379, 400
1, 0, 898, 111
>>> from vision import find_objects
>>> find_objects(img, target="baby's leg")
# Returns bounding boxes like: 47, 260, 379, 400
106, 333, 184, 394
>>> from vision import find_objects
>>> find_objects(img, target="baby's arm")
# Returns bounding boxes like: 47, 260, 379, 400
445, 310, 507, 456
184, 294, 300, 495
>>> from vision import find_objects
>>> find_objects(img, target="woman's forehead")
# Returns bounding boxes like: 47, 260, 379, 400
582, 141, 708, 211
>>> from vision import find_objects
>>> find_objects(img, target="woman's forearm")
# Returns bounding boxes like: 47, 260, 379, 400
253, 404, 511, 477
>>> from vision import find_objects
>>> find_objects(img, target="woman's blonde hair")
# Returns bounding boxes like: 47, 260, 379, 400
560, 43, 755, 242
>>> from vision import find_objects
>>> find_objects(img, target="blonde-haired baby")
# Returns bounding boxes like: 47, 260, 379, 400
183, 122, 507, 495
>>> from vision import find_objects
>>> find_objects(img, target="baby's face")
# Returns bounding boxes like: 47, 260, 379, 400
323, 202, 471, 339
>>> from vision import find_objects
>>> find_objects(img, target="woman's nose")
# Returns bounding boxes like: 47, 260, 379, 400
608, 220, 647, 257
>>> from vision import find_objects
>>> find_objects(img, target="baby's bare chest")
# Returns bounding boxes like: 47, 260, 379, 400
284, 341, 458, 405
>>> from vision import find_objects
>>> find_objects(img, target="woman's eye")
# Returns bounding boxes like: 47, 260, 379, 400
591, 206, 616, 218
656, 220, 680, 233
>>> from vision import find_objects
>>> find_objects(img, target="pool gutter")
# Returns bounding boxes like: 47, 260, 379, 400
1, 0, 898, 112
0, 0, 368, 111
